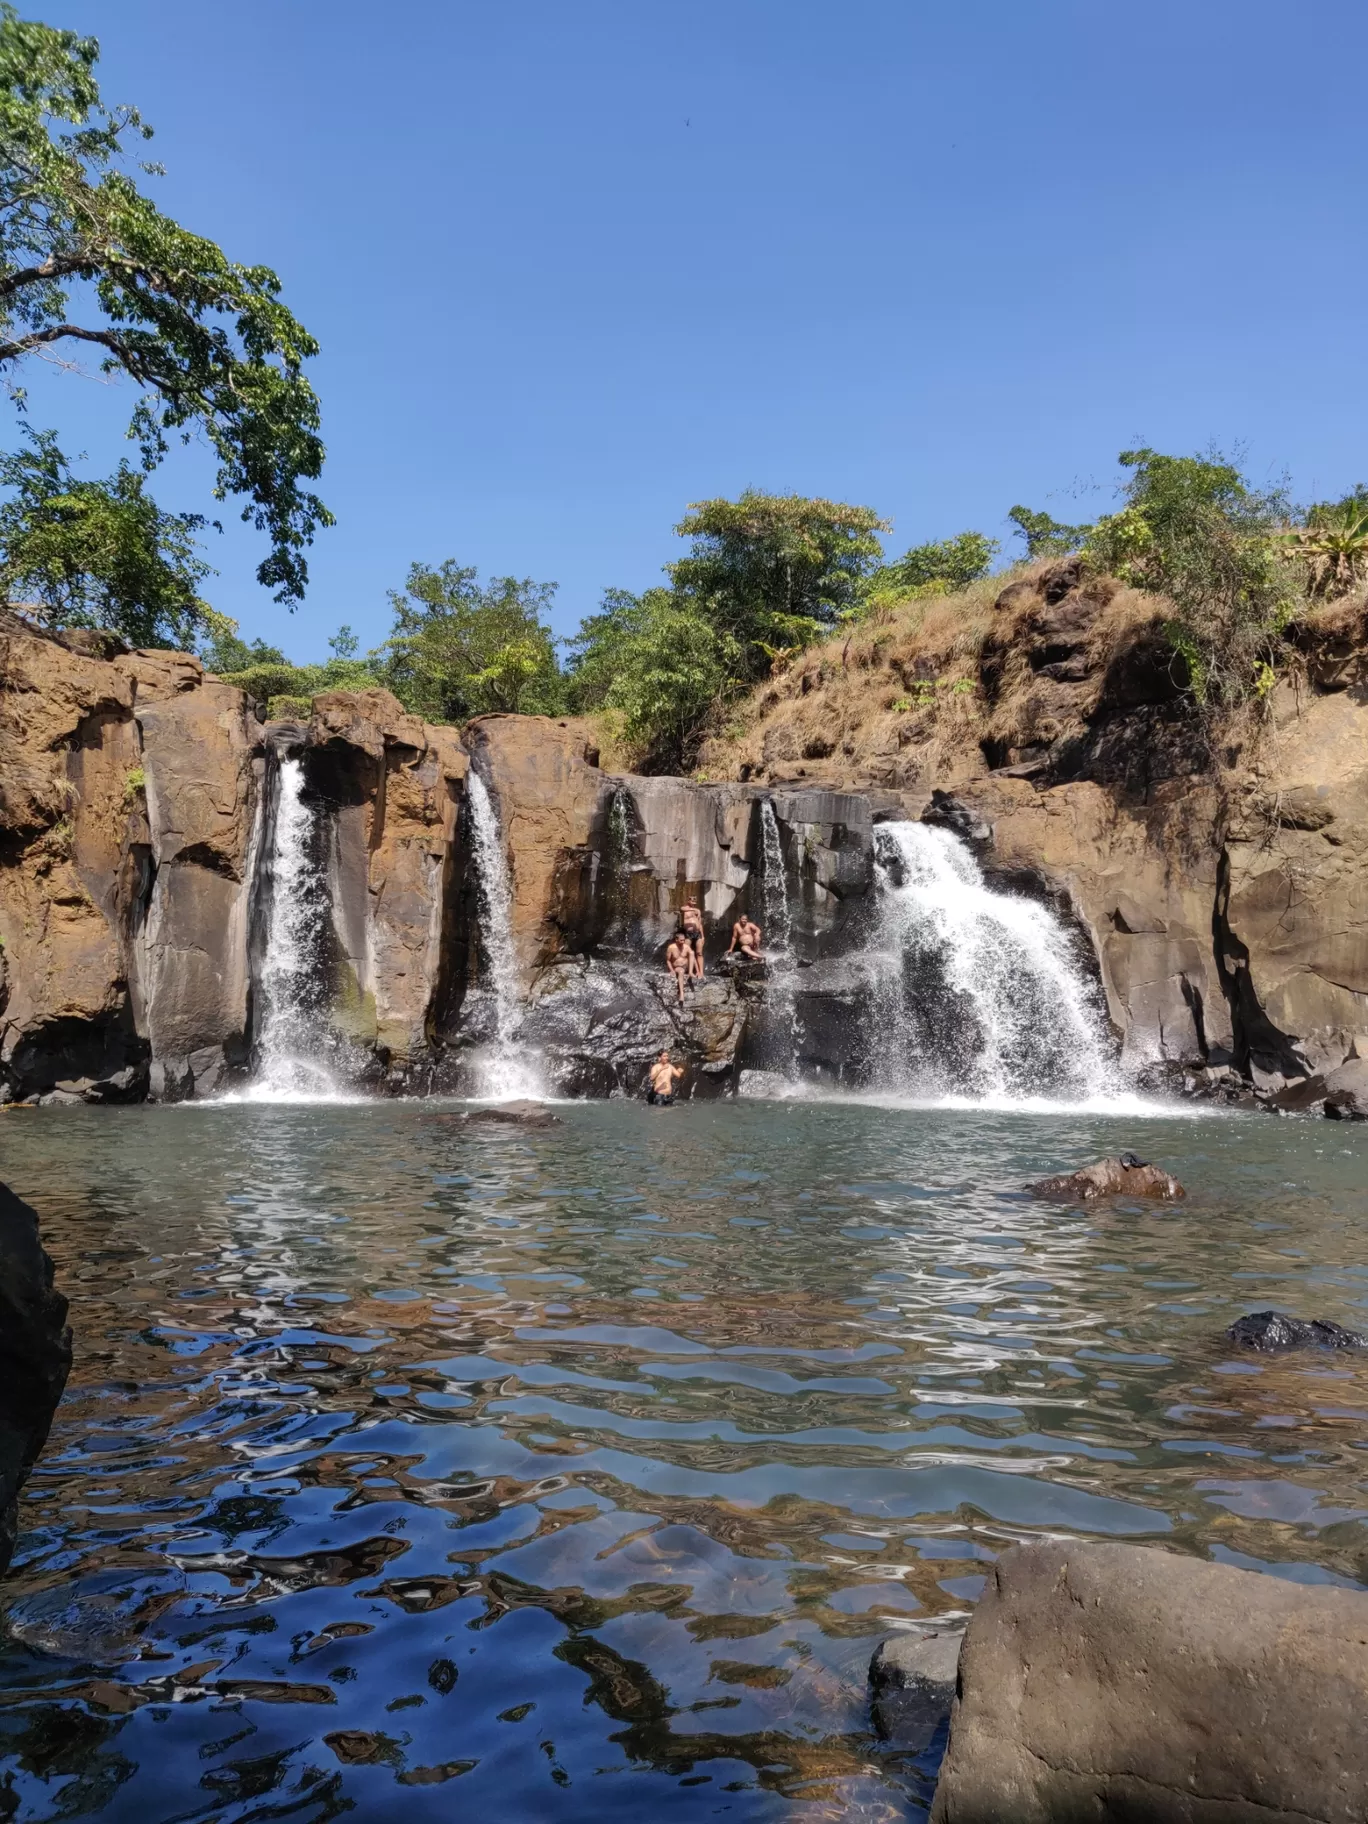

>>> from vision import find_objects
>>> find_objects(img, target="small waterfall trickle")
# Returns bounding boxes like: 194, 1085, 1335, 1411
246, 754, 341, 1101
466, 770, 543, 1099
869, 821, 1115, 1102
757, 800, 801, 1075
604, 785, 634, 945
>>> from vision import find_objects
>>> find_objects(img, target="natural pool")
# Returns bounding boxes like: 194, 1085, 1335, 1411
1, 1097, 1366, 1821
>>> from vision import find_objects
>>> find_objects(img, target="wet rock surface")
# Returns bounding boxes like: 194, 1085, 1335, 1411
457, 1101, 562, 1129
0, 1181, 71, 1576
869, 1627, 961, 1752
1226, 1309, 1368, 1351
1027, 1154, 1186, 1200
930, 1539, 1368, 1824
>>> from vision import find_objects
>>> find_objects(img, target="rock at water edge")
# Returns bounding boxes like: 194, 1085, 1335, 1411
1028, 1155, 1185, 1200
0, 1182, 72, 1575
929, 1539, 1368, 1824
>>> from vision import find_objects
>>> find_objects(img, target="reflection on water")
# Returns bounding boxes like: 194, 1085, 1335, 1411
1, 1101, 1366, 1821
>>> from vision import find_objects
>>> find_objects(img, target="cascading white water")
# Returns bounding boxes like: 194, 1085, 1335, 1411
247, 755, 341, 1101
757, 800, 801, 1075
870, 821, 1115, 1102
466, 771, 543, 1099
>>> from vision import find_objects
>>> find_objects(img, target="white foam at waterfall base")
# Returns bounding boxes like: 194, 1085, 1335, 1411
466, 771, 545, 1099
231, 755, 350, 1104
869, 821, 1119, 1103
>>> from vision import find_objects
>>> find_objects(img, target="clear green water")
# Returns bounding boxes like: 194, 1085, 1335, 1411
1, 1098, 1366, 1821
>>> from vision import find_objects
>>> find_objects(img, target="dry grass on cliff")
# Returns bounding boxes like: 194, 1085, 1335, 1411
695, 562, 1170, 790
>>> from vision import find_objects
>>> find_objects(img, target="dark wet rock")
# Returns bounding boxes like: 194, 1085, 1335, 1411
461, 1101, 562, 1129
0, 1181, 72, 1576
930, 1538, 1368, 1824
869, 1627, 962, 1751
1027, 1154, 1185, 1200
1226, 1309, 1368, 1352
920, 790, 991, 846
1269, 1059, 1368, 1120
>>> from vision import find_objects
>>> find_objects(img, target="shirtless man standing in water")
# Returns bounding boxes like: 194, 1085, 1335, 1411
647, 1050, 685, 1105
665, 932, 696, 1003
680, 898, 706, 978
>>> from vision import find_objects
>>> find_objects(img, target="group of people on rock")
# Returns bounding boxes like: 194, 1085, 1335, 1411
663, 897, 764, 1004
649, 896, 767, 1105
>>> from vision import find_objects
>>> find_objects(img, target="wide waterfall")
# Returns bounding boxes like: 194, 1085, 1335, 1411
466, 770, 543, 1098
245, 754, 341, 1101
869, 821, 1115, 1102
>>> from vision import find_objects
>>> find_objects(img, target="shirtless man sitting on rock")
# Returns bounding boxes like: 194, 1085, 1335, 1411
647, 1050, 685, 1105
665, 932, 696, 1002
680, 898, 706, 978
727, 913, 763, 958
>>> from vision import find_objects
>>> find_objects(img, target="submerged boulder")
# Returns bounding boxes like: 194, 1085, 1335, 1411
930, 1539, 1368, 1824
0, 1182, 72, 1576
459, 1101, 562, 1129
869, 1627, 962, 1752
1027, 1153, 1185, 1200
1227, 1309, 1368, 1351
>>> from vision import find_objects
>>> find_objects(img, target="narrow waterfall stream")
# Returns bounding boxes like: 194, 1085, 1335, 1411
869, 821, 1115, 1102
757, 799, 801, 1074
466, 770, 543, 1098
246, 753, 341, 1101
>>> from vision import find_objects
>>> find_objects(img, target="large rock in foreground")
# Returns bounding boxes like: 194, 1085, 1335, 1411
930, 1539, 1368, 1824
0, 1182, 71, 1575
1028, 1155, 1185, 1199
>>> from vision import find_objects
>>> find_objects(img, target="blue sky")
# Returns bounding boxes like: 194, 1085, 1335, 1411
17, 0, 1368, 661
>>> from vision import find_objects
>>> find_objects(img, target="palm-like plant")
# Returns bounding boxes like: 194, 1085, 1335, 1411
1284, 490, 1368, 598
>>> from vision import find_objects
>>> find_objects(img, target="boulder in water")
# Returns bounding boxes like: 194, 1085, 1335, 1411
1226, 1309, 1368, 1351
0, 1182, 72, 1576
869, 1626, 962, 1751
1027, 1153, 1185, 1200
461, 1101, 562, 1129
929, 1539, 1368, 1824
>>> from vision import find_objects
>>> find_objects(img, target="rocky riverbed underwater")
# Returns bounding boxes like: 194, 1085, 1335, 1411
1, 1094, 1366, 1821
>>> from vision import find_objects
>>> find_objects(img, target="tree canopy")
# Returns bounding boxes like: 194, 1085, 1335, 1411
668, 492, 889, 679
873, 529, 998, 596
376, 561, 562, 721
0, 424, 227, 647
0, 6, 329, 602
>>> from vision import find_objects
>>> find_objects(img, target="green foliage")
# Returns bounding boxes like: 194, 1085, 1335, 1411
122, 762, 144, 803
266, 693, 313, 721
216, 644, 379, 712
1284, 486, 1368, 599
567, 584, 738, 769
874, 530, 999, 597
668, 492, 888, 679
200, 627, 285, 673
0, 425, 226, 646
0, 7, 330, 600
1007, 504, 1091, 558
1084, 448, 1298, 704
376, 561, 562, 721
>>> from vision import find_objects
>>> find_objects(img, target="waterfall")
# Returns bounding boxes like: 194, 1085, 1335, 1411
757, 800, 801, 1075
605, 785, 634, 944
246, 754, 341, 1101
869, 821, 1115, 1102
466, 771, 543, 1099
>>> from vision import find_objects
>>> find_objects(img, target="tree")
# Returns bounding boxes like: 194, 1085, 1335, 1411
1283, 486, 1368, 599
200, 625, 285, 674
875, 529, 998, 595
0, 8, 329, 601
0, 424, 227, 646
1084, 448, 1297, 702
668, 491, 888, 680
377, 561, 563, 721
567, 584, 738, 769
1007, 504, 1091, 558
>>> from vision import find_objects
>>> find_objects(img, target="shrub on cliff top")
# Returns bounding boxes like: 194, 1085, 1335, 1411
375, 561, 562, 721
1084, 448, 1299, 703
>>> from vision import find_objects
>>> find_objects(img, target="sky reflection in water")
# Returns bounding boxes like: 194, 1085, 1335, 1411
1, 1100, 1366, 1821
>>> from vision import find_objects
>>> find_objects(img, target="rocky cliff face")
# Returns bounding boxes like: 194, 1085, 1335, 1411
3, 583, 1365, 1106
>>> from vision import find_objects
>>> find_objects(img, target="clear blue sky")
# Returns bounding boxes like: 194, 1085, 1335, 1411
18, 0, 1368, 662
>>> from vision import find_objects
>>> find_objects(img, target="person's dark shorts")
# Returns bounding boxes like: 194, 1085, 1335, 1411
647, 1090, 675, 1107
